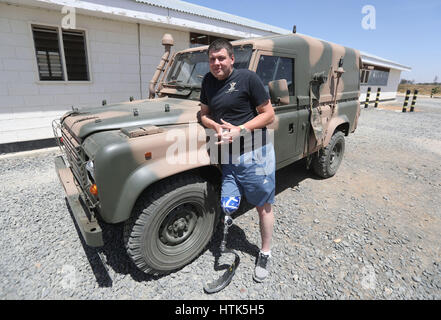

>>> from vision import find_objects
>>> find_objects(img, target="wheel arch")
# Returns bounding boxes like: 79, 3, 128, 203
323, 115, 349, 147
107, 164, 222, 224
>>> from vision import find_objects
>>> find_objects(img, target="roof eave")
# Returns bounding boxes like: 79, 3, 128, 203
361, 52, 411, 72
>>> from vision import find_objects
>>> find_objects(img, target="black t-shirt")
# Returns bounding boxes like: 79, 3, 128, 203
200, 68, 270, 155
200, 68, 269, 126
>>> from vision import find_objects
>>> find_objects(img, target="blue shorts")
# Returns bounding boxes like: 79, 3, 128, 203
221, 143, 276, 207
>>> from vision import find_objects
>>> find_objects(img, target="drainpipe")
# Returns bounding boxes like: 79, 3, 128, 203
149, 34, 174, 99
137, 23, 142, 99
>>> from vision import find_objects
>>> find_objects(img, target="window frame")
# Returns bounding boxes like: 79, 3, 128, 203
252, 50, 296, 102
29, 22, 92, 84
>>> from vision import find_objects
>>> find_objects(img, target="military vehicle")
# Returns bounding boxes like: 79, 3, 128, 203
53, 32, 361, 275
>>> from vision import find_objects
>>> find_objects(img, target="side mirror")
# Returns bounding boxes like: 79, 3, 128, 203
268, 79, 290, 106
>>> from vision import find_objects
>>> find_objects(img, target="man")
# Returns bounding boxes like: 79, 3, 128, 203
199, 38, 276, 282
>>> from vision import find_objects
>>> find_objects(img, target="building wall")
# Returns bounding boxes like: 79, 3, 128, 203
0, 2, 189, 144
359, 68, 402, 103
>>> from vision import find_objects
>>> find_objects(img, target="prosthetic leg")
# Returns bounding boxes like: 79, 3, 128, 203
203, 197, 241, 294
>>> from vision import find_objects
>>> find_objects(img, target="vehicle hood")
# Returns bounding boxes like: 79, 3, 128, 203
61, 98, 200, 139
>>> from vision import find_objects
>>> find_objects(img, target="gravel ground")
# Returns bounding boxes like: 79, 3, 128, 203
1, 97, 440, 300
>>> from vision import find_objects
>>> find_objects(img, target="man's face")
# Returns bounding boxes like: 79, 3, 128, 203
208, 48, 234, 80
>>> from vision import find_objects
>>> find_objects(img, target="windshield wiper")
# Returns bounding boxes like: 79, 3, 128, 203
167, 79, 182, 85
176, 83, 201, 90
165, 82, 201, 90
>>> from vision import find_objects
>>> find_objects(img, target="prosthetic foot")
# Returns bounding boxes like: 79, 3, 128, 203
203, 213, 240, 294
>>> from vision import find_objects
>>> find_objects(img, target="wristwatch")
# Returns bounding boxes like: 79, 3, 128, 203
239, 125, 248, 135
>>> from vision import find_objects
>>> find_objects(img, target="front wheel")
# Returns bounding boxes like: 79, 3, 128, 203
312, 131, 345, 178
123, 174, 219, 275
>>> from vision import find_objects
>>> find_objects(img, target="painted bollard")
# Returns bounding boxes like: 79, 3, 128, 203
402, 89, 411, 112
410, 89, 418, 112
374, 87, 381, 108
364, 87, 371, 108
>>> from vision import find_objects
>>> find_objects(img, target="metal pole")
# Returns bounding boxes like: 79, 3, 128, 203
374, 87, 381, 108
410, 89, 418, 112
402, 89, 411, 112
364, 87, 371, 108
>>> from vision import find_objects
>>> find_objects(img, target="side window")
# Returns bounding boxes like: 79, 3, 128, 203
256, 55, 294, 96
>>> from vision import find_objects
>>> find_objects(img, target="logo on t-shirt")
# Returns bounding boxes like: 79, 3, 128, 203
226, 82, 239, 94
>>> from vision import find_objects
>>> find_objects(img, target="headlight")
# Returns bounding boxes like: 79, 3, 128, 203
86, 160, 95, 180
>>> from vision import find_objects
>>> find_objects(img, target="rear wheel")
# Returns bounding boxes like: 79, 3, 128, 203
124, 174, 219, 275
312, 131, 345, 178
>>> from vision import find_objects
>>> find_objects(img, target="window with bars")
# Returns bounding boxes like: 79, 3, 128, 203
360, 65, 389, 86
31, 25, 90, 81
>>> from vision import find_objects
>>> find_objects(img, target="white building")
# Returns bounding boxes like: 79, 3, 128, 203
0, 0, 410, 150
359, 51, 411, 102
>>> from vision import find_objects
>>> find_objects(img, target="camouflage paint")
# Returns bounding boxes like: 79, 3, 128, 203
56, 32, 361, 225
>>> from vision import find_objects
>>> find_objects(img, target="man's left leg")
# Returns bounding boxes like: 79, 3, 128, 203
254, 202, 274, 282
241, 142, 276, 282
256, 203, 274, 252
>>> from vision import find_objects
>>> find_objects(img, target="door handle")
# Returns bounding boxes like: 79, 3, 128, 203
288, 123, 294, 134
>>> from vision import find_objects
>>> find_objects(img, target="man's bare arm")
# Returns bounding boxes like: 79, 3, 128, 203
200, 103, 222, 135
242, 99, 275, 131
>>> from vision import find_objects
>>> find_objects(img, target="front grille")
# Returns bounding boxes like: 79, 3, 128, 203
61, 125, 88, 189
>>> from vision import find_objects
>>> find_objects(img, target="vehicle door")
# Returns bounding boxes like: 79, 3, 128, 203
252, 50, 298, 167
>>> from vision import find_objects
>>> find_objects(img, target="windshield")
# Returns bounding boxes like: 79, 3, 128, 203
165, 45, 253, 88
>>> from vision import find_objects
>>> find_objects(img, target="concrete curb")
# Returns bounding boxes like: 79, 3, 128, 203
0, 138, 57, 155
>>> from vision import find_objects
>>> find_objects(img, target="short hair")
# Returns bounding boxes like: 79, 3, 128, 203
208, 38, 234, 58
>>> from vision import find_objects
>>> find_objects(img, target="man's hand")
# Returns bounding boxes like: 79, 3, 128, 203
215, 119, 241, 145
200, 103, 224, 142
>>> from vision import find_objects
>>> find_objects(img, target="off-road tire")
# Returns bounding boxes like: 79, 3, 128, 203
124, 173, 219, 275
312, 131, 345, 178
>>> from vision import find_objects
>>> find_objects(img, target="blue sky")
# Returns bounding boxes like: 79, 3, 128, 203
183, 0, 440, 83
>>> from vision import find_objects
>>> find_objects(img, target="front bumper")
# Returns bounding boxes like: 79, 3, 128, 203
54, 155, 103, 247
